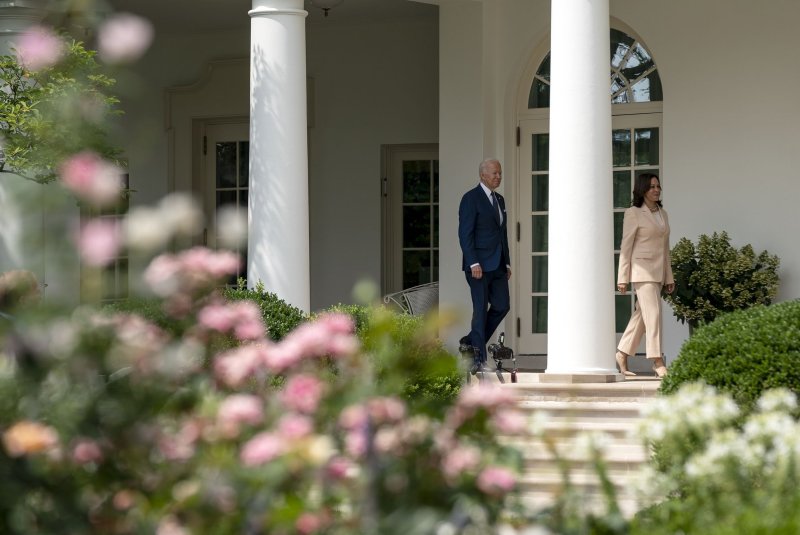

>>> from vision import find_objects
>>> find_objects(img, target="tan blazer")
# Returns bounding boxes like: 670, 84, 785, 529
617, 205, 675, 285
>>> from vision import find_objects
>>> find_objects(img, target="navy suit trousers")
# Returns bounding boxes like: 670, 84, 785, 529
465, 266, 510, 363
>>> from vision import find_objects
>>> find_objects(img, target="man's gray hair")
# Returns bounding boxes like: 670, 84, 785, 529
479, 158, 500, 175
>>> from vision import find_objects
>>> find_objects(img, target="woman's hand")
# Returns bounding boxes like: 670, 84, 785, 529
617, 283, 627, 294
665, 283, 675, 294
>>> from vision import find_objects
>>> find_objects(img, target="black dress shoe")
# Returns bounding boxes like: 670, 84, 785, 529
459, 336, 474, 354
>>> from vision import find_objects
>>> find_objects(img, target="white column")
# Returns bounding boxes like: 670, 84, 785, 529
545, 0, 616, 375
248, 0, 310, 313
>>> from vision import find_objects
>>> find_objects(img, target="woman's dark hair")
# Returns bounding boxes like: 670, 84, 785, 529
632, 172, 662, 208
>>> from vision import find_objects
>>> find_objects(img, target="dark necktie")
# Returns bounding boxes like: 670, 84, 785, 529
491, 192, 501, 225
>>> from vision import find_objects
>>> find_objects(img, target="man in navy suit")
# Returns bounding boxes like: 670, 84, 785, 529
458, 158, 511, 374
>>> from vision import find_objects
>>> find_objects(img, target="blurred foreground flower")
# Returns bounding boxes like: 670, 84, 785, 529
3, 421, 59, 457
14, 25, 64, 71
75, 218, 121, 266
97, 13, 154, 64
59, 151, 124, 207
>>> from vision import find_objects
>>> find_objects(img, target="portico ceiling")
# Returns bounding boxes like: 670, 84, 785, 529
105, 0, 437, 32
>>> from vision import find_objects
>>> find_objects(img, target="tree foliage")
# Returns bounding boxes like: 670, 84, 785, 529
0, 39, 123, 183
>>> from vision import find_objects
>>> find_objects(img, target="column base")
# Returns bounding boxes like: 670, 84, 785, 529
536, 373, 624, 384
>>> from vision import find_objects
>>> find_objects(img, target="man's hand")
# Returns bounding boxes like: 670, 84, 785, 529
506, 267, 512, 280
471, 265, 483, 279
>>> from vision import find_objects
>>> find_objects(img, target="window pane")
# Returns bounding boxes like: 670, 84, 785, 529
532, 134, 549, 171
403, 206, 431, 248
433, 160, 439, 203
217, 190, 236, 209
532, 215, 548, 253
238, 142, 249, 187
528, 78, 550, 109
433, 205, 439, 247
615, 295, 633, 332
612, 130, 631, 167
403, 160, 431, 203
239, 190, 248, 209
614, 253, 620, 283
614, 212, 624, 250
620, 43, 654, 82
613, 171, 631, 208
635, 129, 659, 165
532, 174, 548, 212
536, 52, 551, 80
610, 29, 635, 69
633, 71, 663, 102
216, 142, 237, 188
433, 250, 439, 283
532, 255, 548, 293
532, 296, 548, 334
403, 250, 432, 288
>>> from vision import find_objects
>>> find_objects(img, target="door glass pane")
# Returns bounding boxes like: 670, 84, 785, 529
614, 212, 624, 250
532, 134, 549, 171
403, 251, 431, 288
532, 296, 548, 334
216, 142, 236, 188
635, 129, 659, 165
533, 175, 548, 212
532, 215, 548, 253
433, 205, 439, 247
403, 160, 431, 203
532, 256, 547, 293
238, 142, 249, 187
613, 171, 631, 208
612, 130, 631, 167
239, 190, 248, 209
403, 206, 431, 248
433, 250, 439, 282
217, 190, 236, 209
615, 295, 633, 332
433, 160, 439, 203
614, 253, 620, 284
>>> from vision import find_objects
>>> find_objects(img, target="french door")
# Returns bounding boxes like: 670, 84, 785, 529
516, 113, 662, 362
203, 121, 250, 283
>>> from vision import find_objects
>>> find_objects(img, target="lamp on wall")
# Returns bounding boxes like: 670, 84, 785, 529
309, 0, 343, 17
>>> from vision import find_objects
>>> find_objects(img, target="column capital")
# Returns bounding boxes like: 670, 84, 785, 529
249, 0, 307, 18
0, 0, 50, 55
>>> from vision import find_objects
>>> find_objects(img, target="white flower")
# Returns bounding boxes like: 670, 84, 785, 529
757, 388, 798, 414
125, 206, 171, 252
98, 13, 154, 64
216, 205, 248, 249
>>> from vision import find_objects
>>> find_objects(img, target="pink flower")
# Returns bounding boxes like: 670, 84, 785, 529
367, 397, 406, 424
143, 247, 240, 299
491, 410, 527, 435
296, 512, 324, 535
59, 152, 123, 207
240, 432, 284, 466
441, 445, 481, 480
217, 394, 264, 437
277, 414, 314, 440
213, 344, 266, 387
476, 466, 516, 496
97, 13, 154, 64
15, 25, 64, 71
325, 456, 353, 480
280, 374, 324, 414
338, 404, 368, 431
75, 218, 121, 266
2, 421, 59, 457
198, 301, 265, 341
72, 438, 104, 465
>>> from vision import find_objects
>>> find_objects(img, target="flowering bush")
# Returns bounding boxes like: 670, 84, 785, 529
631, 383, 800, 534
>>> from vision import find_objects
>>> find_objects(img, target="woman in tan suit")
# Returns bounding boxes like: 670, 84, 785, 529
615, 173, 674, 378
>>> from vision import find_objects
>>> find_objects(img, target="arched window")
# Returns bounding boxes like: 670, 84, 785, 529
528, 28, 663, 108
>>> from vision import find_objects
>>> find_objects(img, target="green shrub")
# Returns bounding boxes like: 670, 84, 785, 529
222, 279, 306, 341
665, 231, 780, 327
660, 300, 800, 411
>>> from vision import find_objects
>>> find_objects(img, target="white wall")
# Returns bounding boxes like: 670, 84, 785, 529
306, 16, 439, 310
438, 0, 800, 364
116, 14, 439, 311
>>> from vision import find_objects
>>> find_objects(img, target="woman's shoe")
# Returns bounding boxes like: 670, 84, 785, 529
615, 351, 636, 377
653, 357, 667, 378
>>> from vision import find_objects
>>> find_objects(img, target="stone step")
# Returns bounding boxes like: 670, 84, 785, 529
517, 489, 640, 518
515, 400, 646, 422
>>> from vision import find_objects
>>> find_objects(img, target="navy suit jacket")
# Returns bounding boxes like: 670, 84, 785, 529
458, 185, 511, 272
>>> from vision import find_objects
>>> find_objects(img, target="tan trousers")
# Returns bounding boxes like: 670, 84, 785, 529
617, 282, 663, 359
